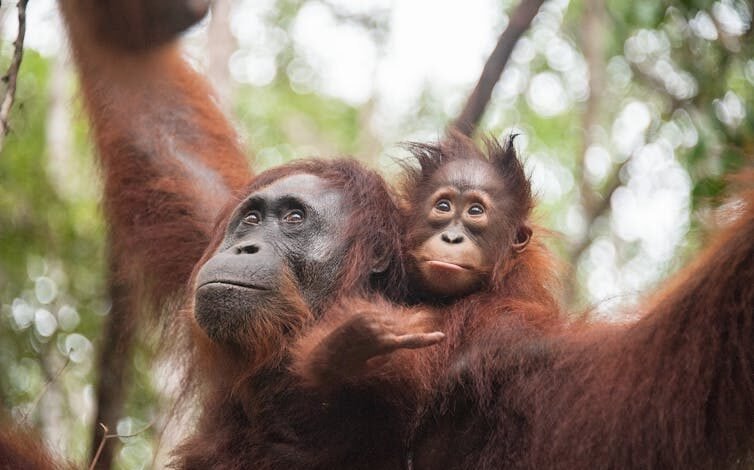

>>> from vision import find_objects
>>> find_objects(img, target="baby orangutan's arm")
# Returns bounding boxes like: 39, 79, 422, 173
291, 298, 444, 391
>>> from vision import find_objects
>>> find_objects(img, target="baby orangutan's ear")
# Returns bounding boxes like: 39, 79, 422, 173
512, 225, 532, 253
371, 242, 391, 274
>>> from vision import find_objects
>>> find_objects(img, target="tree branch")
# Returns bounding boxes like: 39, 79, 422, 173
568, 163, 625, 265
207, 0, 236, 113
564, 0, 607, 306
0, 0, 28, 153
574, 0, 606, 217
452, 0, 546, 136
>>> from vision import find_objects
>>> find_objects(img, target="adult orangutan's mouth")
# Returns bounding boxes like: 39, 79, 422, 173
197, 280, 269, 291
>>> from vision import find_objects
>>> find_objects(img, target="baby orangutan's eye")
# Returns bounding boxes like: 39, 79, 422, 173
468, 204, 485, 216
435, 199, 452, 212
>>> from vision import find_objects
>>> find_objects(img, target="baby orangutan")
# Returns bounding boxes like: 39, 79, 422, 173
292, 133, 554, 468
295, 133, 533, 375
403, 135, 532, 300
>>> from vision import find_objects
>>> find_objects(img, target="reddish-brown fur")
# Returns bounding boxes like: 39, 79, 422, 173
60, 5, 412, 468
291, 134, 560, 468
402, 171, 754, 470
293, 137, 754, 470
56, 4, 254, 466
0, 420, 70, 470
518, 183, 754, 469
62, 7, 415, 467
38, 2, 754, 470
60, 0, 252, 313
173, 160, 409, 470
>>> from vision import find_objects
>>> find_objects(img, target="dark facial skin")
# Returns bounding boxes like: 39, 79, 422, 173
194, 173, 349, 346
411, 159, 530, 298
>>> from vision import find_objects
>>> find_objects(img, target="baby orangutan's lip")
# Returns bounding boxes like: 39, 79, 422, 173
424, 260, 471, 273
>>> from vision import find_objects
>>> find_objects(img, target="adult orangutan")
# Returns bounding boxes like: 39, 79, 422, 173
44, 1, 754, 469
175, 159, 434, 469
60, 2, 425, 470
57, 2, 252, 466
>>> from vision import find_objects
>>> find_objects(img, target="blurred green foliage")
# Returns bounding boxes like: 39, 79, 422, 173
235, 81, 364, 167
0, 49, 106, 458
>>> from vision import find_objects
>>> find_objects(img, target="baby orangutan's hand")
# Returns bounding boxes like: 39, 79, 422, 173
312, 311, 444, 380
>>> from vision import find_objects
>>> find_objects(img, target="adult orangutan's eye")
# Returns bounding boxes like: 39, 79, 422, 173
468, 204, 485, 216
283, 209, 305, 224
435, 199, 452, 212
243, 211, 262, 225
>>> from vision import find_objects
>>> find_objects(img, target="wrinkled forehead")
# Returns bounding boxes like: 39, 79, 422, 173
432, 159, 500, 193
252, 172, 348, 214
